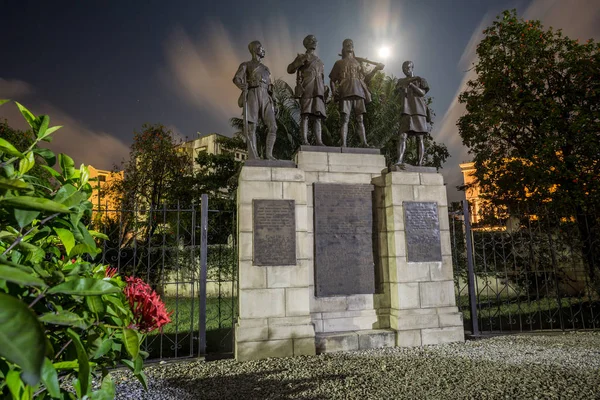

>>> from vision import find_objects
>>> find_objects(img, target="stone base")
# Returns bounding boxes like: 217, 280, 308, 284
244, 159, 297, 168
387, 164, 437, 173
299, 145, 340, 153
316, 329, 395, 354
298, 146, 381, 155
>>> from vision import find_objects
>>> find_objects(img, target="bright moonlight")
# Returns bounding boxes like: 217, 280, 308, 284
378, 46, 391, 59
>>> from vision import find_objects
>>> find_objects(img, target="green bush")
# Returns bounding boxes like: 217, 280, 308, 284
0, 101, 152, 399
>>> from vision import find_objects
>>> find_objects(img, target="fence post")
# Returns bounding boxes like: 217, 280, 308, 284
462, 200, 480, 336
198, 194, 208, 355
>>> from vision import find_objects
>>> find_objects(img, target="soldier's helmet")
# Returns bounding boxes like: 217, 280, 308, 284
303, 35, 317, 50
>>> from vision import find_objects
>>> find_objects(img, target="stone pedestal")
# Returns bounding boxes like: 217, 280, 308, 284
379, 169, 464, 346
235, 165, 316, 361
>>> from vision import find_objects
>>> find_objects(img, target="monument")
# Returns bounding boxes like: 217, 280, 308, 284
234, 40, 464, 361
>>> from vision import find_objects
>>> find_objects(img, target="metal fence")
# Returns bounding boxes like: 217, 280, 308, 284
451, 200, 600, 335
92, 195, 237, 360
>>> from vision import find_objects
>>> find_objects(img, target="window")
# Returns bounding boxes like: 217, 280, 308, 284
98, 175, 106, 182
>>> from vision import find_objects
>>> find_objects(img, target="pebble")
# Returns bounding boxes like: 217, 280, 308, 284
113, 332, 600, 399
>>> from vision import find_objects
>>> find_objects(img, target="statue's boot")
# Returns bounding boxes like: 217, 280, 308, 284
266, 133, 277, 160
247, 132, 258, 159
358, 123, 369, 147
315, 120, 324, 146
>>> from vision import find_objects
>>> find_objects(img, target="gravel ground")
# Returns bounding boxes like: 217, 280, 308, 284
113, 332, 600, 399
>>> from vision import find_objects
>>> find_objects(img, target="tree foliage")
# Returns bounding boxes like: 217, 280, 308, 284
458, 9, 600, 211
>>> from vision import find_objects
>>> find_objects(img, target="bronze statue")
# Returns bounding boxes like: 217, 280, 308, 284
329, 38, 384, 147
287, 35, 328, 146
395, 61, 431, 166
233, 41, 277, 160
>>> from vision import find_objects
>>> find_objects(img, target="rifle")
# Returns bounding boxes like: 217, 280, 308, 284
337, 54, 384, 68
242, 89, 258, 159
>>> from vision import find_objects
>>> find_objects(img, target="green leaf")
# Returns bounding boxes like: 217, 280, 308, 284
54, 228, 75, 256
92, 338, 113, 360
121, 359, 134, 370
15, 102, 36, 128
41, 165, 61, 178
40, 125, 62, 142
0, 99, 9, 106
0, 137, 24, 158
0, 196, 72, 213
0, 177, 31, 190
135, 370, 149, 391
48, 278, 120, 296
34, 148, 56, 167
14, 208, 40, 229
6, 369, 24, 399
0, 264, 47, 287
69, 243, 96, 257
39, 311, 88, 329
18, 151, 35, 175
80, 164, 89, 187
0, 293, 46, 386
36, 115, 50, 139
53, 184, 87, 208
52, 361, 79, 370
41, 358, 61, 398
0, 256, 34, 274
90, 375, 115, 400
89, 230, 109, 240
58, 154, 75, 179
123, 328, 140, 360
66, 329, 90, 397
134, 354, 143, 374
86, 295, 106, 316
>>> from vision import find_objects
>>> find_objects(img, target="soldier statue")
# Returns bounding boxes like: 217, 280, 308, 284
233, 40, 277, 160
329, 38, 384, 147
287, 34, 328, 146
395, 60, 431, 166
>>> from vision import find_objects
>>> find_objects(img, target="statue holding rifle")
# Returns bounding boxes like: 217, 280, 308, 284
233, 40, 278, 160
329, 38, 384, 147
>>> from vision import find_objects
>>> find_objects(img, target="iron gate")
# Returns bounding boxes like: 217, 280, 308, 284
93, 194, 237, 359
451, 200, 600, 335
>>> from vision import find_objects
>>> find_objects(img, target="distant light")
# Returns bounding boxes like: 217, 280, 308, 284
378, 46, 391, 60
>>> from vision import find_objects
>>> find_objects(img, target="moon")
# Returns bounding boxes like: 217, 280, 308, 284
378, 46, 391, 60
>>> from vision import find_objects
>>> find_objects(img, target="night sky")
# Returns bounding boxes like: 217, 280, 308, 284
2, 0, 599, 201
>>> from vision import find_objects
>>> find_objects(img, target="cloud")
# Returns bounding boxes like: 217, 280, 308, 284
162, 17, 302, 129
0, 83, 130, 171
0, 78, 35, 98
435, 0, 600, 202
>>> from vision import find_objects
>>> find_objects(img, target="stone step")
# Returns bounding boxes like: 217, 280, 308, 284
315, 329, 395, 354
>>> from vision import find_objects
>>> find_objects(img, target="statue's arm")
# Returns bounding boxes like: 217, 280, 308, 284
287, 54, 304, 74
409, 82, 426, 97
364, 63, 384, 84
233, 63, 247, 90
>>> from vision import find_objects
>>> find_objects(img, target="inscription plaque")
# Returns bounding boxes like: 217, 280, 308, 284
253, 200, 296, 266
403, 202, 442, 262
314, 183, 375, 296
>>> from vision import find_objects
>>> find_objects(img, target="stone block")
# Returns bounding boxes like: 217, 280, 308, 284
390, 259, 431, 283
296, 152, 328, 172
390, 282, 420, 309
318, 172, 373, 184
272, 168, 305, 182
378, 232, 388, 258
236, 339, 293, 361
430, 256, 454, 281
236, 325, 269, 342
378, 255, 390, 284
387, 185, 415, 207
357, 329, 395, 350
322, 315, 377, 332
286, 287, 310, 316
386, 171, 420, 185
239, 289, 285, 319
293, 337, 316, 356
329, 164, 384, 174
237, 318, 268, 328
239, 261, 267, 289
441, 230, 452, 256
347, 294, 374, 310
321, 309, 375, 319
306, 184, 314, 207
238, 204, 253, 233
312, 318, 324, 333
392, 313, 439, 330
421, 326, 464, 345
419, 173, 444, 186
413, 185, 448, 206
386, 231, 406, 257
438, 206, 449, 230
297, 232, 313, 260
283, 182, 307, 204
310, 295, 347, 312
295, 205, 308, 232
436, 306, 459, 314
307, 206, 314, 232
385, 205, 405, 232
420, 281, 455, 308
267, 261, 309, 288
371, 175, 385, 187
396, 329, 422, 347
238, 232, 253, 261
327, 152, 384, 167
238, 181, 282, 203
269, 324, 314, 340
240, 167, 271, 181
268, 316, 312, 326
315, 332, 359, 353
439, 312, 463, 328
304, 172, 319, 185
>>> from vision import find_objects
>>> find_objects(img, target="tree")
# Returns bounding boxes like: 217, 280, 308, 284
458, 10, 600, 283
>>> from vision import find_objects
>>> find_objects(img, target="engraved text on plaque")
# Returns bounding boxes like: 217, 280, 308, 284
253, 200, 296, 266
403, 201, 442, 262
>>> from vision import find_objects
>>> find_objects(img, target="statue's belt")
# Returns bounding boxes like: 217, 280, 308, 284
247, 82, 269, 89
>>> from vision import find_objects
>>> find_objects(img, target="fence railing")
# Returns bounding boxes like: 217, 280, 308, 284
452, 200, 600, 335
91, 198, 237, 359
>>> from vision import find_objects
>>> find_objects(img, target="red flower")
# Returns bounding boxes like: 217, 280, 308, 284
124, 277, 172, 333
105, 267, 118, 278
